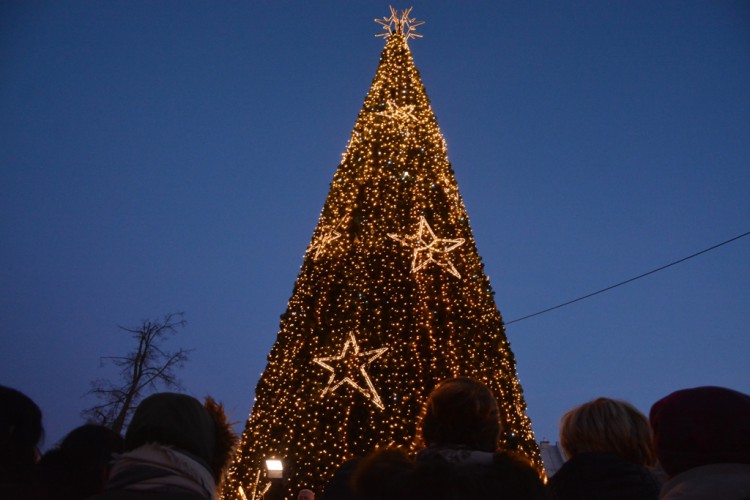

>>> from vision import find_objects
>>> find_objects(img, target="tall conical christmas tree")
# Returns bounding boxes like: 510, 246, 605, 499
224, 9, 542, 499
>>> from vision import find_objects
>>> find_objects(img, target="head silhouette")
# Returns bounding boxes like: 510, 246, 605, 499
560, 397, 655, 467
0, 386, 43, 475
419, 377, 500, 452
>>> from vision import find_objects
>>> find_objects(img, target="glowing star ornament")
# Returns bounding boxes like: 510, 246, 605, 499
313, 332, 389, 410
307, 215, 349, 260
388, 216, 465, 279
375, 6, 425, 40
376, 99, 417, 128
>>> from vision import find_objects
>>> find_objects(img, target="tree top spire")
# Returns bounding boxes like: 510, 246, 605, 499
375, 6, 424, 40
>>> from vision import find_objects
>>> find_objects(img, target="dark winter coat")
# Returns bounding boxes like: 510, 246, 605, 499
547, 452, 661, 500
86, 444, 215, 500
659, 463, 750, 500
87, 489, 205, 500
415, 445, 546, 500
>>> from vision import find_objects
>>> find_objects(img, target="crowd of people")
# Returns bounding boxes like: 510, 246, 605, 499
0, 388, 236, 500
1, 381, 748, 499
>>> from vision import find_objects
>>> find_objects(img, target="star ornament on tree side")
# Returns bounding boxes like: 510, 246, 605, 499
307, 215, 349, 260
376, 99, 418, 130
313, 332, 389, 410
388, 216, 465, 278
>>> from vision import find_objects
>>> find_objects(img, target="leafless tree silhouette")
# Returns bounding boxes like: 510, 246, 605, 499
82, 312, 192, 433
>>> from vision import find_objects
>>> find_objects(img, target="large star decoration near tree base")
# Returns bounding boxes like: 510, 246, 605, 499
313, 332, 389, 410
388, 216, 465, 278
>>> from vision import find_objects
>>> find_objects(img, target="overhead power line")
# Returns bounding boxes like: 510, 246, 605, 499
504, 230, 750, 326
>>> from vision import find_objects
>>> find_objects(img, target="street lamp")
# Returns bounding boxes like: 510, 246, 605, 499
264, 458, 285, 500
265, 459, 284, 479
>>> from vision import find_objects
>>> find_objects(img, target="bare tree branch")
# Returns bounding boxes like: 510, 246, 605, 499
81, 312, 193, 433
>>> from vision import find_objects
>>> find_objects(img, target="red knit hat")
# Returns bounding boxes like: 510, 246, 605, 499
649, 386, 750, 478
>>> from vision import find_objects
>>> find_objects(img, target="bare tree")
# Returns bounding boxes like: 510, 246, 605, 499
83, 312, 192, 433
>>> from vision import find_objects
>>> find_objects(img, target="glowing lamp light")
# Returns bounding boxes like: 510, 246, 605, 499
265, 459, 284, 479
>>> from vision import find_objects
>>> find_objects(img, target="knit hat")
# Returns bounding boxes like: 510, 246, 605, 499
649, 386, 750, 477
125, 393, 216, 473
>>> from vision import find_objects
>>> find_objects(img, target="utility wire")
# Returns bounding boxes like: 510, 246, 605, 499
504, 230, 750, 326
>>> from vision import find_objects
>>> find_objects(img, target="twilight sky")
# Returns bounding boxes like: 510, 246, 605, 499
1, 1, 748, 450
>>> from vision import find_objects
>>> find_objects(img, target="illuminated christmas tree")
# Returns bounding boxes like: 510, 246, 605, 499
223, 8, 542, 499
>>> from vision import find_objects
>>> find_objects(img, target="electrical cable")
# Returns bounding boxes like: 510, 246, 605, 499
504, 230, 750, 326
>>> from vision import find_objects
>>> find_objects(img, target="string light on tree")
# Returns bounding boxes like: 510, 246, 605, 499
313, 331, 389, 410
388, 216, 465, 279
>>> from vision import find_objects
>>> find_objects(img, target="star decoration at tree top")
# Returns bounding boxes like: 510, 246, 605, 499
388, 216, 465, 278
313, 332, 389, 410
375, 6, 425, 40
376, 99, 418, 128
307, 215, 349, 260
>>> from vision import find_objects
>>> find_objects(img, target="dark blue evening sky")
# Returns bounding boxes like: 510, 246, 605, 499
2, 1, 748, 448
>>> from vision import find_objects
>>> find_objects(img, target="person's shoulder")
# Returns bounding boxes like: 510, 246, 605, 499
547, 453, 661, 500
660, 463, 750, 500
484, 451, 546, 498
492, 450, 537, 470
87, 490, 207, 500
